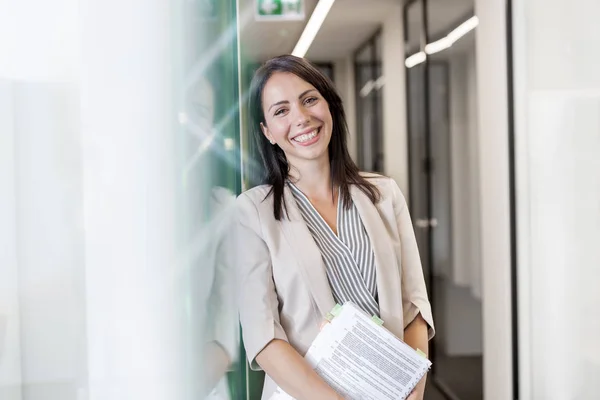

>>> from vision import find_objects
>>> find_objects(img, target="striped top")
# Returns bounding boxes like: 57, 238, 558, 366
288, 182, 380, 317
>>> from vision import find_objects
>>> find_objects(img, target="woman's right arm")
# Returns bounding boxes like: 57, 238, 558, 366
256, 339, 343, 400
235, 194, 342, 400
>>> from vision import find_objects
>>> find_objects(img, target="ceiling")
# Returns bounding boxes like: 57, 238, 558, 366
238, 0, 318, 62
420, 0, 474, 40
239, 0, 474, 63
306, 0, 399, 61
429, 29, 475, 61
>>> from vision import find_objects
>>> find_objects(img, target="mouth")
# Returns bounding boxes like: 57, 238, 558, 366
291, 127, 321, 144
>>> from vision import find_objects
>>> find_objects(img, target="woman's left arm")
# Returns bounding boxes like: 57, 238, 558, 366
404, 314, 429, 399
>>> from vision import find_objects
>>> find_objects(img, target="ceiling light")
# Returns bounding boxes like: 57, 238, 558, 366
360, 80, 375, 97
406, 15, 479, 67
292, 0, 336, 57
447, 16, 479, 43
405, 52, 426, 68
424, 37, 453, 55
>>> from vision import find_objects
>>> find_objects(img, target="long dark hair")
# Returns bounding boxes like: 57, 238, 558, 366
248, 55, 380, 220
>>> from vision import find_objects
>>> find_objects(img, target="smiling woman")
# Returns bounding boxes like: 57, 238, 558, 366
261, 73, 333, 165
247, 55, 380, 221
236, 55, 435, 400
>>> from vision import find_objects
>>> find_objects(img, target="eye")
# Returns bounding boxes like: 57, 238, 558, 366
274, 108, 287, 116
304, 96, 318, 105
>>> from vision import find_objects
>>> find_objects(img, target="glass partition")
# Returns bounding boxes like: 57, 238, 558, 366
0, 0, 244, 399
403, 0, 483, 398
176, 0, 245, 398
354, 31, 384, 173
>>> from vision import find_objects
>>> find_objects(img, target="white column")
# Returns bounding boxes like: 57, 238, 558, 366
512, 0, 600, 398
80, 0, 184, 399
0, 82, 23, 400
449, 54, 470, 287
474, 0, 514, 398
334, 56, 358, 162
1, 1, 87, 399
382, 3, 409, 196
0, 0, 189, 399
465, 50, 482, 300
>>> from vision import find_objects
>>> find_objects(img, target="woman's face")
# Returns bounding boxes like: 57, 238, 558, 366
260, 72, 333, 167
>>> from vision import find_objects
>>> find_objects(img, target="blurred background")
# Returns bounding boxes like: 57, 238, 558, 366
0, 0, 599, 399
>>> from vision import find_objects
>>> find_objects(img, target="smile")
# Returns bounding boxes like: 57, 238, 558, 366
292, 128, 320, 144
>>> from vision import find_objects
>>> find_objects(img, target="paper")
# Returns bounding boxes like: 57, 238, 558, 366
270, 303, 431, 400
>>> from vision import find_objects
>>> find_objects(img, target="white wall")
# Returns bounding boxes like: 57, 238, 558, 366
441, 282, 483, 356
447, 43, 483, 300
438, 47, 483, 357
0, 1, 191, 399
0, 2, 87, 399
0, 82, 23, 400
16, 83, 87, 400
513, 0, 600, 398
474, 0, 514, 398
382, 3, 409, 196
465, 49, 483, 301
334, 56, 358, 161
83, 1, 193, 398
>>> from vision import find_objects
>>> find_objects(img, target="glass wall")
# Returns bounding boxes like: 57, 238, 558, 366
0, 0, 243, 399
354, 31, 384, 173
403, 0, 483, 399
512, 0, 600, 397
177, 1, 245, 398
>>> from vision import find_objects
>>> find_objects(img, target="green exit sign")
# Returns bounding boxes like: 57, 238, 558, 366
256, 0, 305, 21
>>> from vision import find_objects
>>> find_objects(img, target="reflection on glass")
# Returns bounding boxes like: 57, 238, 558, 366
404, 0, 483, 398
425, 1, 483, 399
179, 1, 243, 398
0, 0, 243, 399
354, 32, 384, 173
405, 0, 431, 285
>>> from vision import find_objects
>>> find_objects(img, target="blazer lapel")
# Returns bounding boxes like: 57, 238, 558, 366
279, 185, 336, 318
350, 185, 403, 332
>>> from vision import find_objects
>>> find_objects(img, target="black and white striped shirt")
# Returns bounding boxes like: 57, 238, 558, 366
288, 182, 380, 317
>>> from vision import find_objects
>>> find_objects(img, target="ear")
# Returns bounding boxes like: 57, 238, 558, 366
260, 122, 274, 144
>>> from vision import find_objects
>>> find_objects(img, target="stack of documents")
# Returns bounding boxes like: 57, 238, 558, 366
270, 302, 431, 400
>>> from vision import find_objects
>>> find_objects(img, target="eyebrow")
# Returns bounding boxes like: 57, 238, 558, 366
268, 89, 317, 112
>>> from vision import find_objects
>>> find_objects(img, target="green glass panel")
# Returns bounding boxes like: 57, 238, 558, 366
172, 0, 244, 398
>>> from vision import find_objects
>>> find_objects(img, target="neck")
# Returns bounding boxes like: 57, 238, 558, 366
288, 155, 334, 201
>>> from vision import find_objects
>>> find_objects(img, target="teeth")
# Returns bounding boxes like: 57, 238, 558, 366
294, 129, 319, 143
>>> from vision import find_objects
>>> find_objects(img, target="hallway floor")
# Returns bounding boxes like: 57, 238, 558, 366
424, 355, 483, 400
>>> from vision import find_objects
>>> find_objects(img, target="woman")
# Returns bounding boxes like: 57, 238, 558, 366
236, 55, 434, 400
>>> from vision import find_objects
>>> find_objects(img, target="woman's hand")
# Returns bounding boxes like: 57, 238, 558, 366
256, 339, 342, 400
404, 315, 429, 400
406, 387, 424, 400
405, 374, 426, 400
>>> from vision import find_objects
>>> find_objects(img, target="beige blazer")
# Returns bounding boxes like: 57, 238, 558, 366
235, 175, 434, 400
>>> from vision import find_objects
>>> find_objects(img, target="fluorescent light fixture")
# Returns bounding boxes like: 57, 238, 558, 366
447, 16, 479, 43
405, 51, 426, 68
359, 75, 385, 98
374, 75, 385, 90
407, 15, 479, 67
424, 37, 453, 55
292, 0, 336, 57
359, 80, 375, 97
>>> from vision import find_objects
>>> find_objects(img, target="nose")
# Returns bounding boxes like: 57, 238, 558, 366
295, 105, 310, 126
